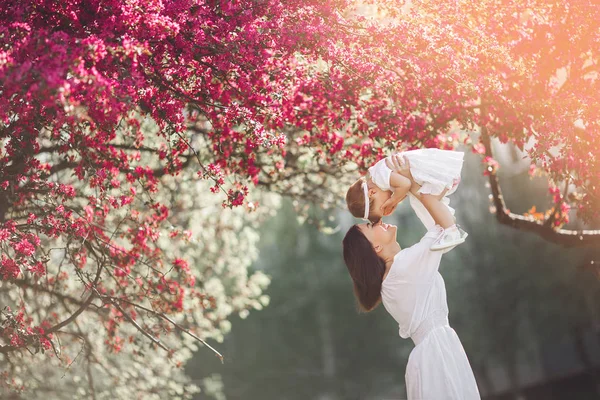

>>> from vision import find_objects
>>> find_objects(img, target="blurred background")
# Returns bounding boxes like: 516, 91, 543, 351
186, 150, 600, 400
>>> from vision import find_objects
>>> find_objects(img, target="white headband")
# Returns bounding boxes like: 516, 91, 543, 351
362, 180, 370, 220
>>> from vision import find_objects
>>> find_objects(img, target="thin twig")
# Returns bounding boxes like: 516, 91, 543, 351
108, 298, 169, 352
106, 296, 223, 363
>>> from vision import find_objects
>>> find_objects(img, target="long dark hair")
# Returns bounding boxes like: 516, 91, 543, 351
342, 225, 387, 312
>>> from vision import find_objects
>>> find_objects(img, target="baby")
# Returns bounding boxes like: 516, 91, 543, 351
346, 148, 468, 251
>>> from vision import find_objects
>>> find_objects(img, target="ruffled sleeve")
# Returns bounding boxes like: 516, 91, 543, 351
368, 158, 392, 191
408, 193, 436, 230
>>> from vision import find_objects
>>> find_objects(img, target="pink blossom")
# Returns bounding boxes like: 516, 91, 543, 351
1, 255, 20, 280
0, 229, 10, 242
14, 239, 36, 256
27, 261, 46, 276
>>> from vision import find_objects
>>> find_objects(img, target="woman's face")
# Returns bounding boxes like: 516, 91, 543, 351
358, 220, 398, 253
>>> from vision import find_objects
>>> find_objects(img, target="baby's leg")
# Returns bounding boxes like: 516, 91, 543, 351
409, 186, 454, 229
410, 184, 467, 251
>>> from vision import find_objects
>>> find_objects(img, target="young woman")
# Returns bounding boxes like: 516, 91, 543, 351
342, 184, 480, 399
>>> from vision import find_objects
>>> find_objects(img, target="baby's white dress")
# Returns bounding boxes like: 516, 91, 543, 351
381, 224, 481, 400
368, 149, 464, 216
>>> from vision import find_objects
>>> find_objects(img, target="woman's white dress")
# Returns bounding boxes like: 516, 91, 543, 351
380, 224, 480, 400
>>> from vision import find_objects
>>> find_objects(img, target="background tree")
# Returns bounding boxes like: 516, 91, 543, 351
1, 0, 599, 397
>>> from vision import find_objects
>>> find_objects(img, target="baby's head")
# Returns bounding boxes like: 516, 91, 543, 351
346, 178, 391, 223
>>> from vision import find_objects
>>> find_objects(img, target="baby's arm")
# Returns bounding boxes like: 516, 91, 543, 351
380, 172, 411, 216
380, 155, 412, 216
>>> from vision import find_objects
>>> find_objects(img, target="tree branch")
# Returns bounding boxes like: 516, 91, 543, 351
10, 279, 90, 307
480, 116, 600, 247
46, 243, 105, 334
109, 298, 170, 352
105, 296, 223, 362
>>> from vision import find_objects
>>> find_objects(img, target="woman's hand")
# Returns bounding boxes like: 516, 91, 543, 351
389, 154, 410, 174
380, 197, 394, 216
381, 197, 399, 216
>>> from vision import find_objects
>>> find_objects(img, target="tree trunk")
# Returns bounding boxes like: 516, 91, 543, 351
573, 325, 600, 396
309, 262, 338, 400
476, 362, 495, 397
0, 191, 9, 223
316, 297, 338, 400
506, 355, 527, 400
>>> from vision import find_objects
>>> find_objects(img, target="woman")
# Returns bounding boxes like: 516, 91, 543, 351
342, 184, 480, 399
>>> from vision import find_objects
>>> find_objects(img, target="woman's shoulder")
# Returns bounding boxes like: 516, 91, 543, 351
392, 229, 443, 263
382, 248, 410, 284
383, 234, 444, 285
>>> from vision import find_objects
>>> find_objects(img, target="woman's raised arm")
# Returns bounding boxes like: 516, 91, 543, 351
409, 183, 454, 228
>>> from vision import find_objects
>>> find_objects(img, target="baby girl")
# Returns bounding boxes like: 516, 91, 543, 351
346, 148, 468, 250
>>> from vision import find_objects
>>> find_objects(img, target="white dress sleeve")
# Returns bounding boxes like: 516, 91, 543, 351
385, 225, 446, 283
408, 192, 436, 230
368, 158, 392, 191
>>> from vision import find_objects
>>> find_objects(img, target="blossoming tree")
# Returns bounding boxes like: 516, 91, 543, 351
1, 0, 599, 397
